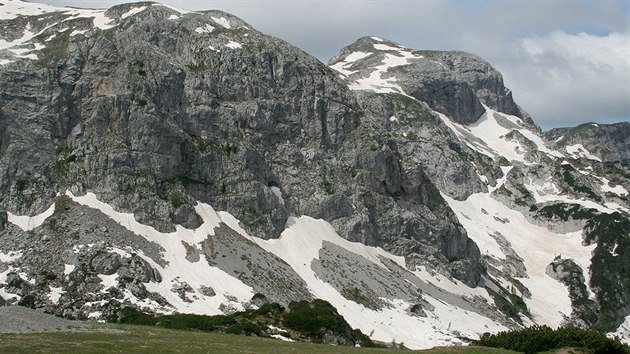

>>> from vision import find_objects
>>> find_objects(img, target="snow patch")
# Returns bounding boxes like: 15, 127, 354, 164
270, 334, 294, 342
98, 273, 119, 291
7, 202, 55, 231
438, 107, 563, 164
225, 41, 242, 49
329, 51, 372, 76
609, 315, 630, 344
331, 43, 423, 94
64, 264, 75, 276
48, 286, 64, 304
597, 176, 628, 196
121, 6, 147, 19
167, 14, 179, 20
373, 43, 401, 51
211, 16, 231, 28
251, 216, 502, 349
154, 4, 193, 15
270, 186, 284, 206
565, 144, 601, 161
195, 24, 214, 34
0, 251, 22, 263
444, 193, 596, 327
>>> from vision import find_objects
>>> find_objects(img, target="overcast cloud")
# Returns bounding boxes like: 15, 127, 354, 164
40, 0, 629, 130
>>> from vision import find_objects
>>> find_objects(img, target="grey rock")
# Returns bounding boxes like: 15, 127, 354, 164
545, 122, 630, 163
251, 293, 269, 307
120, 255, 161, 283
546, 257, 597, 327
91, 252, 122, 275
0, 212, 6, 231
199, 286, 216, 297
329, 37, 537, 129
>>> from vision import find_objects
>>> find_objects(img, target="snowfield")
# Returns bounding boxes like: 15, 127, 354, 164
44, 190, 509, 349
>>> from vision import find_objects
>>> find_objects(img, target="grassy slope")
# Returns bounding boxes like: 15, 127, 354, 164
0, 324, 520, 353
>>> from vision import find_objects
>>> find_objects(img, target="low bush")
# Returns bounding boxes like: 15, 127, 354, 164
474, 325, 629, 354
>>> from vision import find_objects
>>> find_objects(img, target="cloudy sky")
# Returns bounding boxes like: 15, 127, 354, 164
41, 0, 629, 130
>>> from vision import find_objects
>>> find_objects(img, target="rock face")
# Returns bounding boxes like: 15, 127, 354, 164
545, 122, 630, 163
0, 0, 481, 312
329, 37, 536, 128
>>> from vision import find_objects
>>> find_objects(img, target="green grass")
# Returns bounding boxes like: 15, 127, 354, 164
0, 324, 520, 353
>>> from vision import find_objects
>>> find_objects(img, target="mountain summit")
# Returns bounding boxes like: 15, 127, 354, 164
0, 1, 628, 348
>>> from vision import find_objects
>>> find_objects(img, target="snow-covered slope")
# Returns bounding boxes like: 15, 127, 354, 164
330, 36, 630, 341
2, 190, 509, 348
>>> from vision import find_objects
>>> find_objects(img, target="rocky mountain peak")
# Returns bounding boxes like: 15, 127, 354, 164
544, 122, 630, 163
330, 36, 537, 129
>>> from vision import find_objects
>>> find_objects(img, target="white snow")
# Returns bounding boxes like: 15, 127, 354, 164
270, 334, 294, 342
524, 178, 561, 202
252, 216, 502, 349
609, 315, 630, 344
444, 193, 596, 326
70, 29, 87, 37
0, 251, 22, 263
413, 266, 496, 305
330, 43, 423, 94
0, 266, 19, 301
268, 325, 288, 333
194, 24, 214, 34
64, 264, 75, 276
167, 14, 179, 20
48, 286, 64, 304
65, 191, 255, 315
565, 144, 602, 161
153, 3, 193, 15
371, 36, 384, 42
373, 43, 402, 51
597, 176, 628, 196
98, 273, 119, 291
270, 186, 285, 206
329, 51, 372, 76
121, 6, 147, 19
345, 51, 372, 63
7, 202, 55, 231
225, 41, 242, 49
211, 16, 231, 28
0, 0, 62, 19
488, 166, 513, 193
0, 25, 36, 50
438, 107, 563, 164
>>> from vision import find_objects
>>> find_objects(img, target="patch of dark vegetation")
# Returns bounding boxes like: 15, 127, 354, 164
584, 212, 630, 332
485, 287, 528, 323
556, 164, 601, 201
474, 325, 629, 354
110, 299, 380, 347
535, 203, 598, 222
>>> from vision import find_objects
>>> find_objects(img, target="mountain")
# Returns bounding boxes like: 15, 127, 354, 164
0, 1, 628, 349
545, 122, 630, 164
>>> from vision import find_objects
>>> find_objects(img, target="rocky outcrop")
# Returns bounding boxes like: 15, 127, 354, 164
545, 122, 630, 163
329, 36, 536, 128
546, 257, 597, 328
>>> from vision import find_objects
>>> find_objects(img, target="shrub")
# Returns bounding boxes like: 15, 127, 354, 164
474, 325, 629, 354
